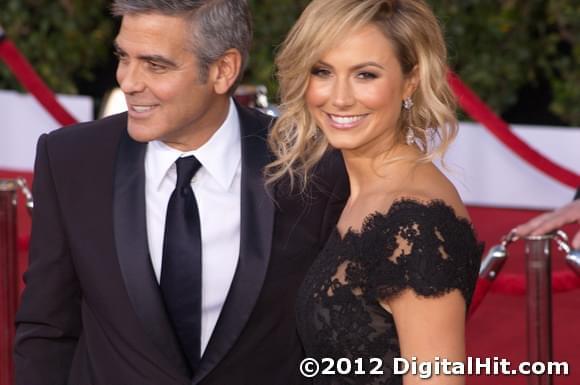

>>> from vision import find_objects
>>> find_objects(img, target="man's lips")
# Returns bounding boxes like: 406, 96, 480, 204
127, 103, 159, 118
129, 104, 158, 112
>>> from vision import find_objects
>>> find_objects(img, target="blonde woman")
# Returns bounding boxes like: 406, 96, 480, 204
267, 0, 482, 384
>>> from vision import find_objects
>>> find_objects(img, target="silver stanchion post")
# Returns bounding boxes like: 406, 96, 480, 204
479, 230, 516, 280
553, 231, 580, 277
487, 228, 578, 384
524, 235, 553, 385
0, 179, 19, 385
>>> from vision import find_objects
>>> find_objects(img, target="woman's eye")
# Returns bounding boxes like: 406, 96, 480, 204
311, 67, 331, 77
356, 71, 378, 80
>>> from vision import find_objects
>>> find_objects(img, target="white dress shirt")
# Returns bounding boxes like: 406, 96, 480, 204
144, 100, 241, 355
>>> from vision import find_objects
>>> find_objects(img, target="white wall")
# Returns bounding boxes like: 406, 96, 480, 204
0, 89, 93, 172
439, 122, 578, 210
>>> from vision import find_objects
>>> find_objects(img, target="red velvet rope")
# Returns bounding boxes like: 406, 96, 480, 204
448, 72, 580, 189
18, 236, 29, 254
468, 278, 492, 319
468, 271, 580, 318
490, 270, 580, 295
0, 38, 77, 126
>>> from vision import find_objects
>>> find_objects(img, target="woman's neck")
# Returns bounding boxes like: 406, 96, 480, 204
342, 143, 422, 200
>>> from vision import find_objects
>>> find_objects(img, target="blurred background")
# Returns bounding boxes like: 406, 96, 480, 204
0, 0, 578, 125
0, 1, 579, 385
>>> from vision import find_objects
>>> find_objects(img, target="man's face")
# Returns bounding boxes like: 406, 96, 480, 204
114, 13, 227, 151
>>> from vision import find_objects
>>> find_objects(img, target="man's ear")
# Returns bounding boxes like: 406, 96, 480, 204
210, 49, 242, 95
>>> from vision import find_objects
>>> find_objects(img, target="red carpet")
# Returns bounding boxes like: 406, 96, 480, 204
467, 206, 579, 384
2, 170, 579, 382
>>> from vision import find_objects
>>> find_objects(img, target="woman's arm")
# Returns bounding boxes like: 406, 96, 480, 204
385, 288, 466, 385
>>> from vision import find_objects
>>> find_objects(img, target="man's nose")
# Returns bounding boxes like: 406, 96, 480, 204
117, 62, 145, 94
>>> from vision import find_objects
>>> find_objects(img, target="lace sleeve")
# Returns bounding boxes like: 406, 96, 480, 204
359, 200, 483, 308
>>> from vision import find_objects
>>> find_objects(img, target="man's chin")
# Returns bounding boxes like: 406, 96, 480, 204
127, 123, 159, 143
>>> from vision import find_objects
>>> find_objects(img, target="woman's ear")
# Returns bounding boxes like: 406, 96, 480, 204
210, 49, 242, 95
403, 65, 420, 99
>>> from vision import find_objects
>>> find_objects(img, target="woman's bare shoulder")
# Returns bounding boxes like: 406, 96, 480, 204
391, 162, 469, 220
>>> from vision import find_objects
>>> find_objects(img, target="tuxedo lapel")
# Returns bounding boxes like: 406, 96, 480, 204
113, 125, 190, 377
192, 106, 275, 384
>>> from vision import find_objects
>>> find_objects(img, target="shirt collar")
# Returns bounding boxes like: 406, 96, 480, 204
146, 99, 241, 191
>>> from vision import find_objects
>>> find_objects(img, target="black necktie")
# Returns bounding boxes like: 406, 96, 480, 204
160, 155, 203, 372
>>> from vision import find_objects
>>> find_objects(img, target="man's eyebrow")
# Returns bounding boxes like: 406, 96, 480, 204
112, 41, 125, 54
112, 41, 178, 68
138, 54, 178, 68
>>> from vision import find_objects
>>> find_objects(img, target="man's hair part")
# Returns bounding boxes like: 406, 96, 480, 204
111, 0, 252, 88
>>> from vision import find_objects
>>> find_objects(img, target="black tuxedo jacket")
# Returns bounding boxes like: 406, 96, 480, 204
14, 106, 348, 385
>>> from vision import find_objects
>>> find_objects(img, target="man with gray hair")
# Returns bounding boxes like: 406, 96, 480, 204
14, 1, 347, 384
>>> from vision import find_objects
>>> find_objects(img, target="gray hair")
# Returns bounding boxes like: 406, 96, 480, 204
111, 0, 252, 88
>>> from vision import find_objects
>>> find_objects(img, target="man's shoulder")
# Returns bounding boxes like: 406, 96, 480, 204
236, 104, 274, 137
312, 150, 347, 188
45, 112, 127, 147
274, 149, 348, 204
39, 113, 128, 167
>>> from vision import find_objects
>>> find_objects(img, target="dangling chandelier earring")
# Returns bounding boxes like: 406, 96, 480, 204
403, 97, 415, 145
406, 127, 415, 145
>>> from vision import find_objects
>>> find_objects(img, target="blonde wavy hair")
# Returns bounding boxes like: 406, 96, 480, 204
266, 0, 458, 191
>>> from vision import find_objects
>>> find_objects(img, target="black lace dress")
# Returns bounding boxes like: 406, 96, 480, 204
296, 199, 483, 385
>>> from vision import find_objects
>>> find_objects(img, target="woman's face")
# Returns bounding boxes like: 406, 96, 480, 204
306, 24, 417, 155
